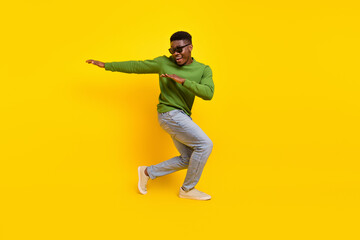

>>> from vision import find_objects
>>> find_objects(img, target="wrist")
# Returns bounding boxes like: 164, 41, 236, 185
98, 62, 105, 68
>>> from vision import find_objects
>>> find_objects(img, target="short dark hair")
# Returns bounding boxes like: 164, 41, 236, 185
170, 31, 192, 44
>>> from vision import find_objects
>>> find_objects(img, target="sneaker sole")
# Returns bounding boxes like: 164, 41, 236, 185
179, 194, 211, 200
179, 189, 211, 200
138, 167, 147, 195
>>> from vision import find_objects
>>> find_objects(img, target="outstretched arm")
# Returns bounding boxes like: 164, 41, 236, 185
86, 57, 161, 74
105, 58, 161, 74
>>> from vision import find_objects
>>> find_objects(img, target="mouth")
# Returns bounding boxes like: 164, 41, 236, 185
175, 56, 183, 63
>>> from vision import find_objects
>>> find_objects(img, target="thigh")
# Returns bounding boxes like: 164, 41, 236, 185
158, 110, 211, 148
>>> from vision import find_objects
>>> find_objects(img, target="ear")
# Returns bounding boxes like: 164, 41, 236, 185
189, 44, 193, 52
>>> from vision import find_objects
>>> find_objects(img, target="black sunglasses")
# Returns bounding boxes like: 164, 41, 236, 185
168, 43, 191, 54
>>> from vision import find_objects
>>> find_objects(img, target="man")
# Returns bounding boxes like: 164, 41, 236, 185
86, 31, 214, 200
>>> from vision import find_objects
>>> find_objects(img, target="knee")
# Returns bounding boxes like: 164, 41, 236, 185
199, 138, 213, 153
206, 138, 213, 152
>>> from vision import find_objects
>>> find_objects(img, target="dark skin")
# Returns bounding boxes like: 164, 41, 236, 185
85, 59, 105, 67
86, 40, 193, 177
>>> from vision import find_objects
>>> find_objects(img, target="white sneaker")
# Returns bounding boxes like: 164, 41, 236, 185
179, 187, 211, 200
138, 166, 150, 194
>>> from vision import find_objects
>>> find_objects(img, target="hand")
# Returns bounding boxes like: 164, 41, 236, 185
160, 73, 185, 85
86, 59, 105, 68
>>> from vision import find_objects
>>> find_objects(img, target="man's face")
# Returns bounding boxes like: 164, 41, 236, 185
170, 40, 193, 66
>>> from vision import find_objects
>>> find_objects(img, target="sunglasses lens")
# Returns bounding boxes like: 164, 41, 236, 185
169, 44, 189, 54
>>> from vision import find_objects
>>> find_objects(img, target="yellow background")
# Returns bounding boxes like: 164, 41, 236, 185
1, 0, 359, 239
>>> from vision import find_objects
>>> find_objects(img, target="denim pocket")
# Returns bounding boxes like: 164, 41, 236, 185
179, 110, 192, 120
167, 109, 182, 118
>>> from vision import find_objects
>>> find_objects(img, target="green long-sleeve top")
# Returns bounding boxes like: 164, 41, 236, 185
104, 55, 214, 116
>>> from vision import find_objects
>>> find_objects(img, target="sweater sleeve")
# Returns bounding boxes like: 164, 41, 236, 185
104, 56, 162, 74
182, 65, 214, 100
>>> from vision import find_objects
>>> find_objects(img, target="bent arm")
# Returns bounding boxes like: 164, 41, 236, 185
182, 66, 214, 100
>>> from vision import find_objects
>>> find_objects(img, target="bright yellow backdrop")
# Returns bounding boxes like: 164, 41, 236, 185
1, 0, 359, 239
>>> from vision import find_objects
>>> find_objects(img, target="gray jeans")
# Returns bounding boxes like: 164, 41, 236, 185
147, 109, 213, 191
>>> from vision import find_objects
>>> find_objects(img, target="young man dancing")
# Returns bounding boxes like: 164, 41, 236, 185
86, 31, 214, 200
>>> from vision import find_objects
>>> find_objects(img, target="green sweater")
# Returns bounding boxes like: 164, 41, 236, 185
104, 55, 214, 116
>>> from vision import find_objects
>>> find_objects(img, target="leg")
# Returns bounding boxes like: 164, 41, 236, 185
177, 124, 213, 192
149, 110, 213, 191
146, 137, 193, 179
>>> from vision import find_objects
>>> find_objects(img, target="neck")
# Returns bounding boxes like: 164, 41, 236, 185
186, 57, 193, 65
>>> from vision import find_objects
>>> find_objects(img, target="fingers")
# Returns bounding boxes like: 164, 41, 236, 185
85, 59, 95, 64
